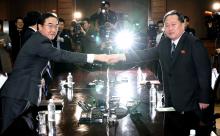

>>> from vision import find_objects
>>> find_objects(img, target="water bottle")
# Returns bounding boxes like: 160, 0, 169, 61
48, 99, 56, 136
38, 111, 47, 135
137, 67, 142, 83
156, 90, 165, 108
189, 129, 196, 136
48, 99, 56, 122
150, 84, 157, 103
48, 121, 56, 136
67, 72, 73, 88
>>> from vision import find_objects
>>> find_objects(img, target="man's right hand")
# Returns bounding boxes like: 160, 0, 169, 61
107, 54, 126, 64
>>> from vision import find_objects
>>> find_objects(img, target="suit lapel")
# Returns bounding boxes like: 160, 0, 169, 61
160, 38, 173, 67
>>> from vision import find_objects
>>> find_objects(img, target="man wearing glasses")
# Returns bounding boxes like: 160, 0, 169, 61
0, 13, 109, 136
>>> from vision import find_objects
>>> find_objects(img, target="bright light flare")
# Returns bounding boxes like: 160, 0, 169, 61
73, 11, 82, 20
114, 30, 135, 50
115, 83, 134, 105
213, 2, 220, 11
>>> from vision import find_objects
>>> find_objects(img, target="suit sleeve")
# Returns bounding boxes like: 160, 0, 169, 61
35, 38, 88, 64
192, 40, 211, 103
125, 47, 159, 63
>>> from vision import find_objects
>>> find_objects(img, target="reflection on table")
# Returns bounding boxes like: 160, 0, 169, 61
38, 67, 165, 136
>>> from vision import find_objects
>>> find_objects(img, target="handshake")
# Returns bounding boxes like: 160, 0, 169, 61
94, 54, 126, 64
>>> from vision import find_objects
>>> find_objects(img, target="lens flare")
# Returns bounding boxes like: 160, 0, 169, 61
114, 30, 135, 50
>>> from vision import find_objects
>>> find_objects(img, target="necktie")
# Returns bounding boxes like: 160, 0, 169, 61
171, 43, 176, 58
41, 61, 52, 79
46, 61, 52, 78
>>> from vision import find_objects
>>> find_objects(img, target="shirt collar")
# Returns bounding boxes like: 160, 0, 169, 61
29, 26, 37, 32
171, 32, 185, 47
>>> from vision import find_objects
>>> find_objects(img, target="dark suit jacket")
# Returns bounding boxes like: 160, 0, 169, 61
22, 27, 35, 45
53, 29, 72, 51
126, 32, 211, 112
10, 29, 25, 62
0, 32, 87, 105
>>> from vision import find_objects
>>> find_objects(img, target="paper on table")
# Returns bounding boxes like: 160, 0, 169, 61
0, 73, 8, 89
156, 107, 175, 112
210, 131, 217, 136
211, 68, 219, 90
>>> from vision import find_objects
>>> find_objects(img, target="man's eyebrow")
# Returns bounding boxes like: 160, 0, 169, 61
47, 23, 59, 25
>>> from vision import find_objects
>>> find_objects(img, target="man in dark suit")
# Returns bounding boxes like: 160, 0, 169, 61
108, 10, 212, 136
184, 15, 196, 36
0, 13, 108, 136
22, 11, 41, 45
23, 11, 52, 97
10, 17, 25, 64
53, 17, 74, 74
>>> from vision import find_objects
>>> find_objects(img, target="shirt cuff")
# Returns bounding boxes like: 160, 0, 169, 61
87, 54, 95, 63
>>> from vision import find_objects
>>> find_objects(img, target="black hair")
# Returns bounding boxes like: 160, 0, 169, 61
15, 17, 24, 22
82, 18, 91, 24
58, 18, 65, 23
37, 12, 58, 25
24, 11, 41, 26
157, 20, 163, 25
163, 10, 185, 23
184, 16, 190, 22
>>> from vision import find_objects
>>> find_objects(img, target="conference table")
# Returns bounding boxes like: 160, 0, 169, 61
39, 65, 165, 136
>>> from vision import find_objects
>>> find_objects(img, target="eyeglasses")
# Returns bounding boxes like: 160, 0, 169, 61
44, 24, 59, 30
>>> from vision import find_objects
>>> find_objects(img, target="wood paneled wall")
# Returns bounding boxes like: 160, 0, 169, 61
0, 0, 75, 27
0, 0, 58, 20
57, 0, 74, 27
0, 0, 214, 38
0, 0, 149, 27
149, 0, 213, 38
150, 0, 166, 23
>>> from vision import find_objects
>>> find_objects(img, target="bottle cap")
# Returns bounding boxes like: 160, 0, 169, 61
190, 129, 196, 135
151, 83, 155, 88
49, 99, 53, 103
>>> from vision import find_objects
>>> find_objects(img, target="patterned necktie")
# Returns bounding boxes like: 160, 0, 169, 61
46, 61, 52, 78
171, 43, 176, 58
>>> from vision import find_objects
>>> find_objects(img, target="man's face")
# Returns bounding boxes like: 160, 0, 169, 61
38, 17, 58, 40
83, 21, 90, 31
16, 19, 24, 30
104, 4, 110, 11
58, 21, 65, 31
164, 15, 185, 41
157, 23, 164, 33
